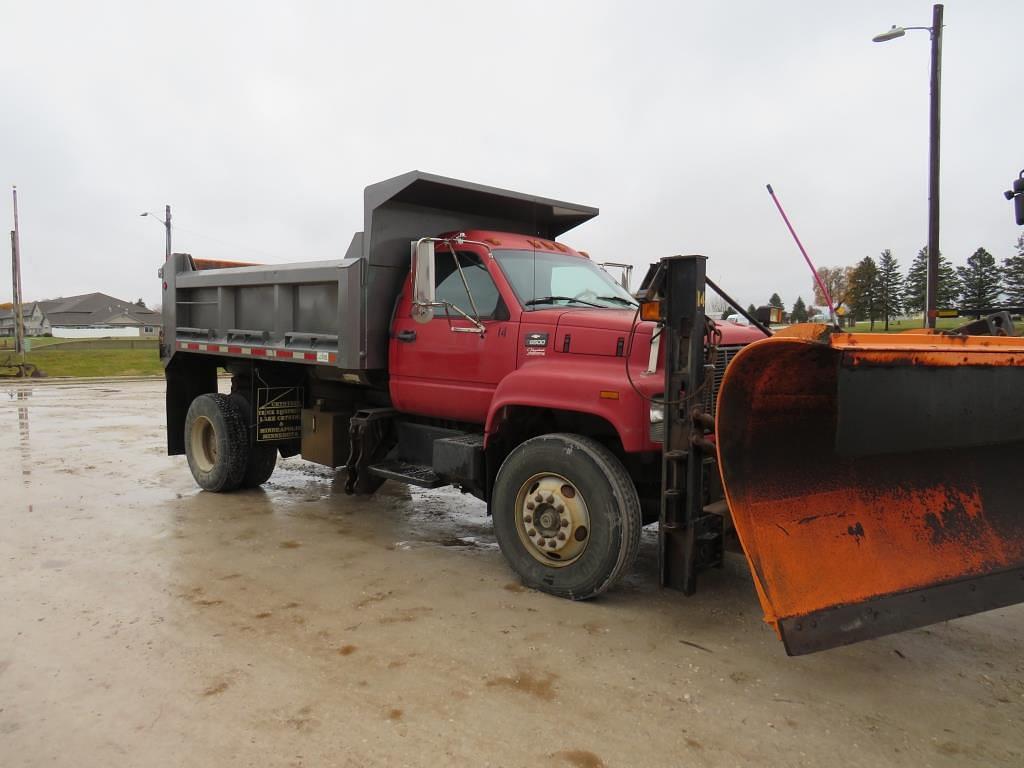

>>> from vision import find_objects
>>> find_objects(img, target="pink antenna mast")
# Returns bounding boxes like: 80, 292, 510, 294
766, 184, 837, 326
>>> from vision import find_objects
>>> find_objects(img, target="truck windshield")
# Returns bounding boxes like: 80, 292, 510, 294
495, 249, 637, 311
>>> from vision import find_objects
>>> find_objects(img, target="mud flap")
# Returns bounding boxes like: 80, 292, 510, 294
715, 325, 1024, 655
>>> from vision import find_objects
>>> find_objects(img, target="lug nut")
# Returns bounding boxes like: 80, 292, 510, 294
560, 519, 569, 528
526, 502, 535, 510
527, 528, 536, 537
557, 532, 566, 541
535, 493, 543, 503
547, 540, 557, 548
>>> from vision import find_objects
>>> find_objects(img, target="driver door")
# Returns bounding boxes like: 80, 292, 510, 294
389, 248, 519, 424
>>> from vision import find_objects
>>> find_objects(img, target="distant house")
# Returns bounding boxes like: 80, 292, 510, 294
1, 293, 161, 338
0, 303, 48, 337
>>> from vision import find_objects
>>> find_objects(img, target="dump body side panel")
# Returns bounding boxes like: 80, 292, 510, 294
163, 255, 365, 372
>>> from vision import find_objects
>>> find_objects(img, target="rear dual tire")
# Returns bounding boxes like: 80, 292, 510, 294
184, 393, 277, 492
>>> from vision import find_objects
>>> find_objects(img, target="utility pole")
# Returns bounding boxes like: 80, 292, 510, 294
11, 186, 26, 361
10, 231, 18, 351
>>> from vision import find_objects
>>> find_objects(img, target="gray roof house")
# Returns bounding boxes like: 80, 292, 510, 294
2, 293, 161, 338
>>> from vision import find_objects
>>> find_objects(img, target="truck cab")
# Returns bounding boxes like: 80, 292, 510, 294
389, 229, 763, 446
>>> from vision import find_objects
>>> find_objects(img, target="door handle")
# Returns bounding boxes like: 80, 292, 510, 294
396, 329, 417, 342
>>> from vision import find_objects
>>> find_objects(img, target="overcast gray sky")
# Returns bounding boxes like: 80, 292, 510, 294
2, 0, 1022, 312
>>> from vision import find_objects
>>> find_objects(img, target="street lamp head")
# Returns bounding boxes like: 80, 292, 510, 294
873, 25, 906, 43
140, 212, 149, 217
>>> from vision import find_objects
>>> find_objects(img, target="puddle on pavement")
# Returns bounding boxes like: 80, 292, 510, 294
3, 379, 498, 561
255, 456, 498, 553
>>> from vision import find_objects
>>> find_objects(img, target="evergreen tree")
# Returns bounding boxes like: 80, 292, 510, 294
876, 249, 904, 331
746, 303, 757, 316
904, 248, 928, 314
937, 254, 959, 309
790, 296, 808, 323
903, 246, 958, 314
848, 256, 880, 329
768, 293, 784, 310
957, 247, 1002, 309
1002, 234, 1024, 305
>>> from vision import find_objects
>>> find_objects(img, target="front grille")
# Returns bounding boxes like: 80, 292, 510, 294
703, 345, 742, 419
650, 345, 743, 443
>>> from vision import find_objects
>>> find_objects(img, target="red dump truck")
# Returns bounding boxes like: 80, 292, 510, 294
161, 171, 1024, 655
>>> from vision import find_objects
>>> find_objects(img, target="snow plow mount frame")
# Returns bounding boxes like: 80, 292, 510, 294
638, 255, 724, 594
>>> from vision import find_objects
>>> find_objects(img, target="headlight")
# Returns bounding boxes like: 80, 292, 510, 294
649, 401, 664, 424
649, 398, 665, 443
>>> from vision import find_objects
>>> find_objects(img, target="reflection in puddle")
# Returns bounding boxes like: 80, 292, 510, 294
12, 388, 31, 483
259, 457, 497, 553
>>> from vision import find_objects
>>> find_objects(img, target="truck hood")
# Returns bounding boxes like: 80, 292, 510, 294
551, 308, 768, 345
554, 308, 652, 335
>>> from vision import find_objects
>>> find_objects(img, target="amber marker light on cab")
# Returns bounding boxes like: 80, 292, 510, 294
640, 301, 662, 322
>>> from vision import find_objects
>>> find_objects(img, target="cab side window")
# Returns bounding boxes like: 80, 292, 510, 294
433, 251, 501, 318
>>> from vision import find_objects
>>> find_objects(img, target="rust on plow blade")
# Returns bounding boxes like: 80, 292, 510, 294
715, 325, 1024, 655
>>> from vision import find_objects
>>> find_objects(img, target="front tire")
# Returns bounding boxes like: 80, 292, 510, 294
492, 433, 642, 599
184, 393, 249, 492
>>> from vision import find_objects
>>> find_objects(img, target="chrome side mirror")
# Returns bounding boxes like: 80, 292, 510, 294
411, 239, 435, 324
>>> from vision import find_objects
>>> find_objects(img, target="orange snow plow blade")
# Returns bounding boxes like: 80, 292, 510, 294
716, 324, 1024, 655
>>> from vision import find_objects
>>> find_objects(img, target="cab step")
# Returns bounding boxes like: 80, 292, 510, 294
367, 459, 443, 488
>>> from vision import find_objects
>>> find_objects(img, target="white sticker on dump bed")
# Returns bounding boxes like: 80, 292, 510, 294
316, 351, 329, 363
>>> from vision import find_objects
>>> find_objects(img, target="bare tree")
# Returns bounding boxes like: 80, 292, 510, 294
814, 266, 850, 312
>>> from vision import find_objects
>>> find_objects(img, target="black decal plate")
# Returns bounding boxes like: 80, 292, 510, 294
256, 387, 303, 442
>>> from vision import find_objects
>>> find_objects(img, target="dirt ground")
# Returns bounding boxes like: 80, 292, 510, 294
1, 379, 1022, 768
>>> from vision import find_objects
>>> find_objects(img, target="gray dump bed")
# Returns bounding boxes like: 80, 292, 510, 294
161, 171, 597, 371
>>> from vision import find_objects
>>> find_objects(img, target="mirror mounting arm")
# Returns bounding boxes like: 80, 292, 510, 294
410, 233, 491, 333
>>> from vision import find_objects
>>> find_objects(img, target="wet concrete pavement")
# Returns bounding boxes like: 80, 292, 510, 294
1, 379, 1022, 767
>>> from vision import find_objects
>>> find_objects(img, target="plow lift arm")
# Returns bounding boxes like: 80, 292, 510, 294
641, 255, 1024, 655
637, 255, 724, 596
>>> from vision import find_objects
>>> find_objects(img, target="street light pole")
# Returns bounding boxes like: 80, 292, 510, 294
873, 3, 944, 329
164, 204, 172, 261
141, 205, 172, 261
926, 4, 943, 329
